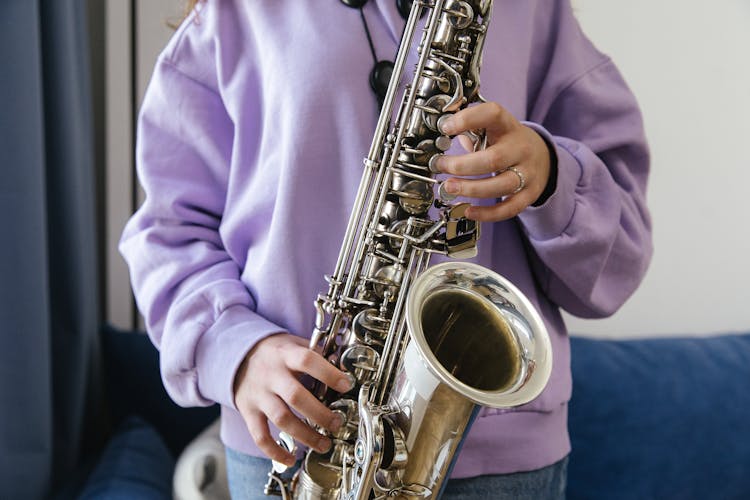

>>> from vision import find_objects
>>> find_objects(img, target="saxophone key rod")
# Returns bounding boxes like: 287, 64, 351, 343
341, 2, 448, 301
265, 2, 554, 499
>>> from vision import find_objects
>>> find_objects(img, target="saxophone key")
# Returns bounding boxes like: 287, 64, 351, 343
340, 345, 380, 385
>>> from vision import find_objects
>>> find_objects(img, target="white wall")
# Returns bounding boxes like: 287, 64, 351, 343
105, 0, 134, 329
105, 0, 182, 329
567, 0, 750, 337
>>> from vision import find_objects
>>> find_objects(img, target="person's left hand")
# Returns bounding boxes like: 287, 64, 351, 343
433, 101, 552, 222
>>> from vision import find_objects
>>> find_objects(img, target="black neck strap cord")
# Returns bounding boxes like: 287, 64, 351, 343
340, 0, 416, 108
358, 7, 379, 65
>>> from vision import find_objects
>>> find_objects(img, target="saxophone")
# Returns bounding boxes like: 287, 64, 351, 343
265, 1, 552, 498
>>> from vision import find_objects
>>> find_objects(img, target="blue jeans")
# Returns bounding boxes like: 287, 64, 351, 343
225, 447, 568, 500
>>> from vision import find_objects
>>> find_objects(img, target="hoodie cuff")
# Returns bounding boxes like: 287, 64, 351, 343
194, 304, 286, 410
519, 122, 582, 241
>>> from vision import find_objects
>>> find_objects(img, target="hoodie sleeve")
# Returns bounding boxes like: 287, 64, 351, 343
517, 0, 653, 318
119, 51, 283, 410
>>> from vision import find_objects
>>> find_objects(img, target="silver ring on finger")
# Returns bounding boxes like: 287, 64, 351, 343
508, 166, 525, 194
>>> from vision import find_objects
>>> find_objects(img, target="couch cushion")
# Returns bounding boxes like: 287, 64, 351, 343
567, 333, 750, 500
77, 416, 174, 499
101, 325, 220, 455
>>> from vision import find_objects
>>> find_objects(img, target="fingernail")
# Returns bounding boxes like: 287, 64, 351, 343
444, 180, 460, 194
317, 437, 332, 453
330, 413, 345, 432
431, 155, 445, 173
336, 373, 356, 393
438, 115, 455, 135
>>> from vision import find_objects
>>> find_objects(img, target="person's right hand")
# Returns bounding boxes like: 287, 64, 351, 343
233, 333, 355, 467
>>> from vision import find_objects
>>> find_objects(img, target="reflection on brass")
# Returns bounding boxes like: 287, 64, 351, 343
422, 289, 520, 392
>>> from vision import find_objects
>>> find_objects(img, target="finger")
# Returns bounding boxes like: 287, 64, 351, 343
284, 345, 355, 394
439, 102, 516, 137
465, 194, 535, 222
436, 142, 521, 177
245, 411, 297, 467
457, 134, 474, 152
443, 167, 527, 199
276, 376, 343, 433
286, 334, 310, 347
264, 395, 332, 454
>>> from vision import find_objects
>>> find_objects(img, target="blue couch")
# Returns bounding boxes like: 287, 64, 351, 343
76, 327, 750, 499
567, 334, 750, 499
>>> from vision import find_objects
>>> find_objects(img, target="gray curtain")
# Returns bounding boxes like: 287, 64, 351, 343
0, 0, 100, 498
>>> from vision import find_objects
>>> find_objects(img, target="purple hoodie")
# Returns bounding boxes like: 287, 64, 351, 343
120, 0, 651, 477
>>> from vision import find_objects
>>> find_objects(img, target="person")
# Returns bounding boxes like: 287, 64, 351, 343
120, 0, 652, 498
